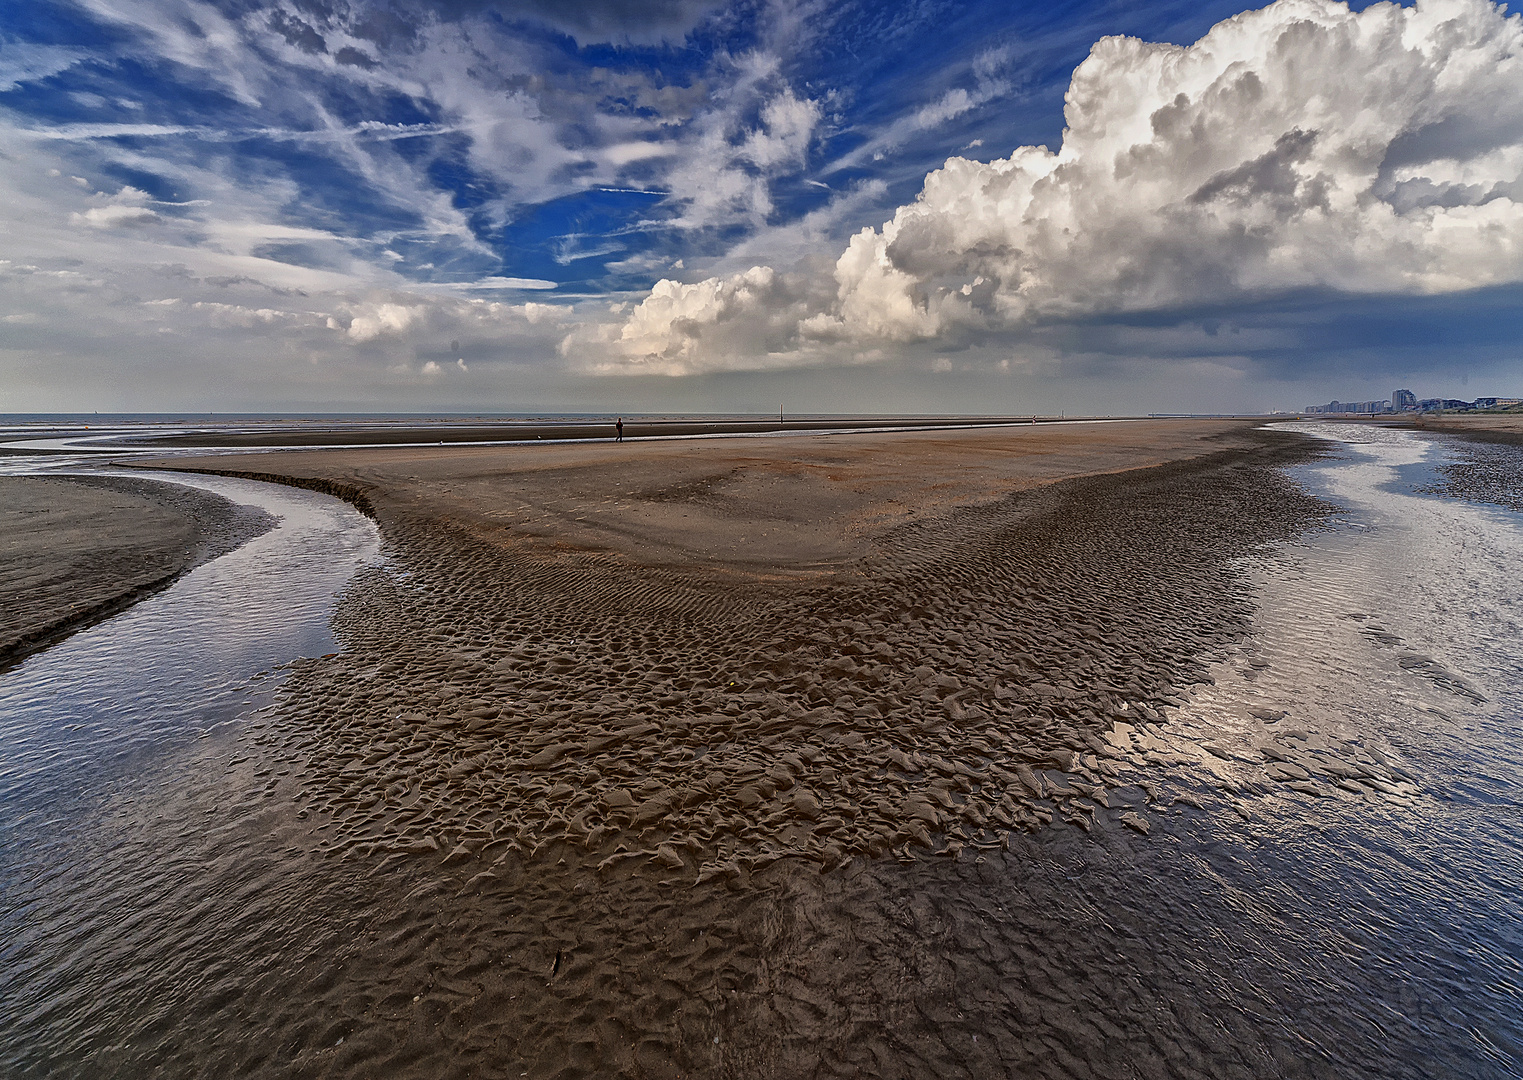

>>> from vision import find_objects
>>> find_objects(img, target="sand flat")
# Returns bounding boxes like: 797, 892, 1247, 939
152, 418, 1266, 575
138, 418, 1328, 880
5, 420, 1354, 1078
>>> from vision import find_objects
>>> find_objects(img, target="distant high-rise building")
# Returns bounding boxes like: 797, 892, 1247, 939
1393, 388, 1417, 410
1303, 398, 1392, 414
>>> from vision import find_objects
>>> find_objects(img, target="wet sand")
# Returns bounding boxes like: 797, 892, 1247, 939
18, 420, 1521, 1079
1315, 414, 1523, 511
1320, 412, 1523, 445
257, 421, 1322, 866
0, 474, 273, 667
8, 420, 1327, 1077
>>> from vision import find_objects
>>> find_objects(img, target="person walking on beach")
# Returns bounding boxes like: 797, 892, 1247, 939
616, 416, 624, 442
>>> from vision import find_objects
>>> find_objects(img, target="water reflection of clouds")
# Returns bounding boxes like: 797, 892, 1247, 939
1101, 422, 1523, 1072
0, 472, 381, 817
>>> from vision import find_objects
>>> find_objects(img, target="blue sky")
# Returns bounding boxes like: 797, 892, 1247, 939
1, 0, 1521, 412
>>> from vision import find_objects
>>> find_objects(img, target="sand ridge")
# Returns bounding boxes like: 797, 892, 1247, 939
196, 424, 1336, 884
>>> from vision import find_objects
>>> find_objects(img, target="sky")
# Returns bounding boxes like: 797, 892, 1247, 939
1, 0, 1521, 415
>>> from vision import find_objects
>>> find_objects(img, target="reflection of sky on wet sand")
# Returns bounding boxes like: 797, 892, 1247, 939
0, 472, 380, 823
1108, 423, 1523, 1075
0, 473, 379, 1077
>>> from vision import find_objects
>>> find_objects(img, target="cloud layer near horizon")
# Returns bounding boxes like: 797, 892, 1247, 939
590, 0, 1523, 375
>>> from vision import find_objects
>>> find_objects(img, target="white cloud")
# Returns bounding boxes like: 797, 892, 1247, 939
813, 0, 1523, 341
602, 0, 1523, 370
447, 276, 559, 291
663, 66, 824, 229
18, 123, 197, 140
722, 178, 889, 266
72, 204, 160, 229
345, 302, 424, 341
521, 301, 561, 324
188, 300, 323, 330
601, 141, 673, 167
740, 88, 821, 169
0, 43, 91, 91
72, 0, 265, 107
827, 45, 1013, 174
69, 185, 161, 229
564, 265, 825, 375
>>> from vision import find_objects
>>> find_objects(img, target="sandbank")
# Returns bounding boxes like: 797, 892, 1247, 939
138, 418, 1330, 877
13, 418, 1345, 1078
152, 418, 1270, 575
0, 474, 272, 667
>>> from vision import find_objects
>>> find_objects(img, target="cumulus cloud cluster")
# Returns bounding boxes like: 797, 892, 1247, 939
590, 0, 1523, 374
564, 265, 827, 375
343, 301, 421, 342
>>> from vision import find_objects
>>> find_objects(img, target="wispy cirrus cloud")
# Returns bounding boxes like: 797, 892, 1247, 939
0, 42, 92, 91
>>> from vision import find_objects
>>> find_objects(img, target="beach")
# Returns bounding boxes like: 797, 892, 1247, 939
7, 416, 1334, 1078
9, 418, 1520, 1078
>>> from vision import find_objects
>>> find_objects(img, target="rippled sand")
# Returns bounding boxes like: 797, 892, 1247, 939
269, 440, 1328, 874
26, 421, 1456, 1079
51, 422, 1343, 1074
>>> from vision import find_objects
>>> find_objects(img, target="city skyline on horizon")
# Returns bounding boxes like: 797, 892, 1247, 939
1302, 385, 1523, 415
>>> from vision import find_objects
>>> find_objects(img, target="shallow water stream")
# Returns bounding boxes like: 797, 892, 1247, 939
0, 471, 379, 821
0, 470, 380, 1074
1099, 423, 1523, 1076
